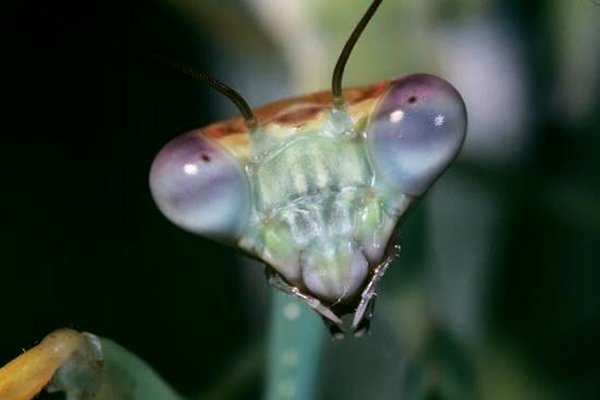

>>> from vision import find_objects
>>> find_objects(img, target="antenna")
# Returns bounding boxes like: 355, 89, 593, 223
147, 52, 257, 130
331, 0, 383, 108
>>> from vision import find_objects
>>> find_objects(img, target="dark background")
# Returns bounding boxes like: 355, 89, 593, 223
1, 0, 262, 397
1, 0, 599, 399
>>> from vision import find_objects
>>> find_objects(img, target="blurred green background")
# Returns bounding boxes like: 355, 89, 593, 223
1, 0, 599, 399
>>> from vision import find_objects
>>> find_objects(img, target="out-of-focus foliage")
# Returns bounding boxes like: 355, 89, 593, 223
1, 0, 599, 399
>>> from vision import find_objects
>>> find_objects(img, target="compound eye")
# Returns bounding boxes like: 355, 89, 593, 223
149, 130, 249, 243
367, 74, 467, 197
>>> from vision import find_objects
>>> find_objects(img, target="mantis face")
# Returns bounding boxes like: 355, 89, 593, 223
149, 73, 466, 336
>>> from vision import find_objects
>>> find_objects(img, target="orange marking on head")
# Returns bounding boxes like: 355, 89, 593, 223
200, 80, 392, 144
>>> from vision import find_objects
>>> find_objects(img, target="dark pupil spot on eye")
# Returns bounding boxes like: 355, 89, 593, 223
408, 96, 417, 104
201, 154, 211, 162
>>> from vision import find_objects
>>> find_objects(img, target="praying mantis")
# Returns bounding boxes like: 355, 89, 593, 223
0, 0, 466, 398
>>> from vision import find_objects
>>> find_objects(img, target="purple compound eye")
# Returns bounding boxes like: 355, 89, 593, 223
367, 74, 467, 197
149, 130, 249, 243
